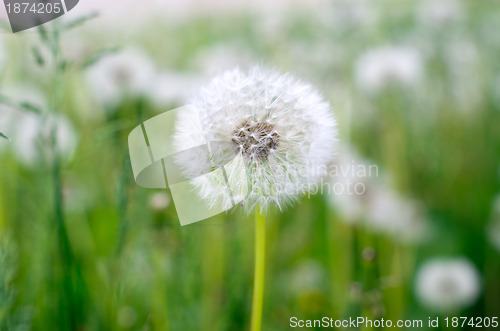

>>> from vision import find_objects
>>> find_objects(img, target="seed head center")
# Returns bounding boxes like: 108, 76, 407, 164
232, 120, 280, 159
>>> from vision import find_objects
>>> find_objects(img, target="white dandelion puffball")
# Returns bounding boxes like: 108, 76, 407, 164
13, 114, 77, 166
0, 86, 77, 166
192, 44, 256, 76
355, 46, 423, 94
328, 146, 430, 243
149, 192, 171, 211
366, 187, 430, 243
0, 85, 47, 162
174, 67, 337, 212
85, 48, 156, 108
146, 71, 201, 109
417, 0, 463, 27
416, 258, 481, 312
328, 146, 372, 223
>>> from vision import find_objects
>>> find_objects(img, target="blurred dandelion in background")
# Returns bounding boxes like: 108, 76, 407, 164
149, 192, 171, 212
0, 86, 77, 166
355, 46, 423, 94
329, 146, 431, 244
365, 187, 430, 244
85, 48, 156, 109
417, 0, 463, 28
415, 258, 481, 313
146, 71, 201, 110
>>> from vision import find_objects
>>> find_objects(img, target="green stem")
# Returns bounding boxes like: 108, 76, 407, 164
47, 21, 78, 330
250, 211, 266, 331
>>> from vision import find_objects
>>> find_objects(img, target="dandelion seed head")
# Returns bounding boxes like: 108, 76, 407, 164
416, 258, 481, 312
175, 66, 337, 213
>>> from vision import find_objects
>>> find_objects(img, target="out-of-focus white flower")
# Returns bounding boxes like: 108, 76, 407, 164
329, 147, 430, 243
444, 40, 481, 114
149, 192, 171, 211
417, 0, 463, 27
355, 46, 423, 94
0, 37, 5, 72
328, 146, 373, 223
415, 258, 481, 312
289, 260, 326, 295
255, 13, 289, 44
175, 66, 337, 213
13, 114, 77, 166
146, 71, 201, 109
365, 187, 430, 243
0, 85, 47, 160
321, 0, 378, 30
45, 115, 79, 161
0, 86, 77, 166
62, 0, 330, 27
12, 113, 43, 165
85, 48, 156, 108
192, 44, 256, 77
61, 33, 94, 64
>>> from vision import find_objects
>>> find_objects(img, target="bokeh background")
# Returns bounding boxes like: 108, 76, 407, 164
1, 0, 500, 330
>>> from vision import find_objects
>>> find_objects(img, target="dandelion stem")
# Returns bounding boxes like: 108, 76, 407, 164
251, 211, 266, 331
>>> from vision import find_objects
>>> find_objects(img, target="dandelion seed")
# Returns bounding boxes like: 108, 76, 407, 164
355, 46, 423, 94
174, 66, 337, 213
415, 258, 481, 312
85, 48, 156, 108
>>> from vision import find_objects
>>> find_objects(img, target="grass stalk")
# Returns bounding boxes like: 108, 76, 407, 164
250, 211, 266, 331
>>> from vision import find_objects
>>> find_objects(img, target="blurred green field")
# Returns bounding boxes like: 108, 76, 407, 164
1, 0, 500, 330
